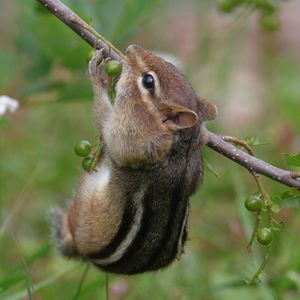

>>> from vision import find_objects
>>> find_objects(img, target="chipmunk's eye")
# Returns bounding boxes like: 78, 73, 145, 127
142, 73, 155, 90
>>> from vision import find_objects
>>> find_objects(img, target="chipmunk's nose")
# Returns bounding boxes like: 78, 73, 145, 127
126, 44, 139, 55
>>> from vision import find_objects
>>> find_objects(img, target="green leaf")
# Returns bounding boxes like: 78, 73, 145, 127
271, 58, 300, 131
14, 0, 52, 79
271, 204, 281, 214
110, 0, 160, 44
242, 135, 261, 147
33, 17, 89, 70
281, 190, 300, 208
25, 243, 52, 265
79, 0, 128, 39
0, 48, 18, 90
15, 0, 89, 78
282, 152, 300, 167
58, 80, 92, 102
0, 118, 10, 128
0, 273, 27, 293
26, 277, 33, 300
269, 195, 281, 205
20, 80, 92, 104
3, 263, 80, 300
204, 159, 221, 179
20, 80, 65, 98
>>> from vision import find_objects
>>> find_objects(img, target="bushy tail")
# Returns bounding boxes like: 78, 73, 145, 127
50, 208, 78, 258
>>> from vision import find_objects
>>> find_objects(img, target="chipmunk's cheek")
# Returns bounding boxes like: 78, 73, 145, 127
115, 66, 134, 101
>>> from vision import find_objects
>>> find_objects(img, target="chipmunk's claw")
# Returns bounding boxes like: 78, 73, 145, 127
88, 49, 108, 86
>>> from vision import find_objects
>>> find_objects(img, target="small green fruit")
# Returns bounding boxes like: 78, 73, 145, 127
105, 60, 122, 77
74, 140, 92, 157
86, 50, 95, 63
245, 196, 262, 212
257, 227, 273, 246
82, 156, 94, 172
218, 0, 242, 13
253, 0, 275, 14
261, 13, 279, 31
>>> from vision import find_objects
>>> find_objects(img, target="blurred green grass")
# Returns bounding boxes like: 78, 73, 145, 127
1, 0, 300, 299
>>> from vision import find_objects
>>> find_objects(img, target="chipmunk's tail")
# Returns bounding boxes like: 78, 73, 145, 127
50, 208, 79, 258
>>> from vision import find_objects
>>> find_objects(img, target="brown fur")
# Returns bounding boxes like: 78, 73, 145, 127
52, 45, 217, 273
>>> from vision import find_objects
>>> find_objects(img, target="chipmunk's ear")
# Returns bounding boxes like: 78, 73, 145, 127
198, 99, 218, 121
163, 105, 198, 130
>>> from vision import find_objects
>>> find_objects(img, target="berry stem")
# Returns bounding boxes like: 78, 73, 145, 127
223, 135, 273, 283
252, 174, 273, 228
247, 211, 261, 251
69, 18, 125, 60
91, 142, 103, 170
247, 246, 272, 285
223, 136, 255, 156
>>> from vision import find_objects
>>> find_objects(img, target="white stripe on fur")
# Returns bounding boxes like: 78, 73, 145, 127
93, 186, 146, 265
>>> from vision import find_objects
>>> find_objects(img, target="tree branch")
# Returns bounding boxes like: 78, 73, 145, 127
36, 0, 300, 190
36, 0, 121, 60
206, 132, 300, 189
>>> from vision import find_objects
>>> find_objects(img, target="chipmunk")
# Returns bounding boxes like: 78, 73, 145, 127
52, 45, 217, 274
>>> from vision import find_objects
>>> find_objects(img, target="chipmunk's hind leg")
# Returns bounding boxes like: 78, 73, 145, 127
51, 208, 78, 258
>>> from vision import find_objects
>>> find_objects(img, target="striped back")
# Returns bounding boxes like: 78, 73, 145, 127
88, 127, 203, 274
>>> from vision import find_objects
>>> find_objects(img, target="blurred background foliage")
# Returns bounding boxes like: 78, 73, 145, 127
1, 0, 300, 299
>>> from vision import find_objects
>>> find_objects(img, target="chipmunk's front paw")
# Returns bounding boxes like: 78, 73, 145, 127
88, 49, 109, 87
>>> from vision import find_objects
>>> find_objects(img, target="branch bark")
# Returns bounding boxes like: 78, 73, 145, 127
207, 132, 300, 189
36, 0, 300, 190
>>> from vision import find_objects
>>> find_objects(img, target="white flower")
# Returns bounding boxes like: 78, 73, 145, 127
0, 95, 20, 117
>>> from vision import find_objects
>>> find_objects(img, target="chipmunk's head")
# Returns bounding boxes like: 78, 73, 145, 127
116, 44, 217, 131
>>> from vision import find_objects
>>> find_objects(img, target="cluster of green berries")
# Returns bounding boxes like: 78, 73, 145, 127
86, 50, 122, 77
244, 195, 273, 246
74, 140, 95, 171
219, 0, 279, 31
75, 56, 122, 172
87, 50, 123, 101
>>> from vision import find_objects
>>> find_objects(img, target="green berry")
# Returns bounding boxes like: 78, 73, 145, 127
218, 0, 242, 13
253, 0, 275, 14
74, 140, 91, 157
105, 60, 122, 77
86, 50, 95, 63
257, 227, 273, 246
82, 156, 94, 172
261, 13, 279, 31
245, 195, 262, 212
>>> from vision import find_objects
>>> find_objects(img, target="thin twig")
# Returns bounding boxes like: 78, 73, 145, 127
222, 136, 277, 283
247, 211, 261, 251
207, 132, 300, 189
247, 246, 272, 285
35, 0, 121, 60
252, 174, 272, 226
223, 135, 255, 156
35, 0, 300, 190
